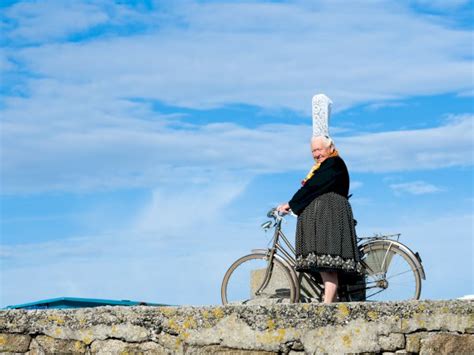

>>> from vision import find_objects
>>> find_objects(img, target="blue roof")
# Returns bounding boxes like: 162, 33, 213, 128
5, 297, 168, 310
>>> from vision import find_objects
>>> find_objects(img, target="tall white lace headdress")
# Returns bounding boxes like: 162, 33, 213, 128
312, 94, 333, 138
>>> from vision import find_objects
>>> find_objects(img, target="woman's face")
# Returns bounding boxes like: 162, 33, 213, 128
311, 138, 333, 164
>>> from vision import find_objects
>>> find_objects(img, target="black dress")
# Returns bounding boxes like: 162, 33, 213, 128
288, 156, 363, 274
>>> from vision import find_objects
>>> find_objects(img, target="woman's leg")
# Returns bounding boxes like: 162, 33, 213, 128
320, 271, 338, 303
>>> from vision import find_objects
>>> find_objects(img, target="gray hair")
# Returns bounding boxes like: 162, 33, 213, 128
311, 135, 335, 149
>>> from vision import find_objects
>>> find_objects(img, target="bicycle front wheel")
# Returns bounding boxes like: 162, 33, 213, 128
361, 242, 422, 301
221, 253, 297, 305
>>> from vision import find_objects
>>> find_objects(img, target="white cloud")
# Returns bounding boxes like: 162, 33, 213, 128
2, 1, 110, 43
0, 178, 261, 306
0, 0, 472, 194
1, 190, 471, 306
134, 177, 250, 235
409, 0, 471, 11
340, 115, 474, 173
458, 89, 474, 97
389, 180, 443, 195
2, 0, 472, 111
1, 88, 472, 194
0, 52, 15, 72
365, 101, 407, 111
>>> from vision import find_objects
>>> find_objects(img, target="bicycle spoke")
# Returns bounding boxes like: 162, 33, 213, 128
385, 268, 421, 280
366, 288, 386, 299
362, 243, 421, 301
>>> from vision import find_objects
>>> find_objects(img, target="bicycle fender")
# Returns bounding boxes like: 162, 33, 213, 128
362, 240, 426, 280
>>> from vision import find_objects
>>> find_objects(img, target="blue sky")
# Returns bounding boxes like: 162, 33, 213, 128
0, 0, 473, 307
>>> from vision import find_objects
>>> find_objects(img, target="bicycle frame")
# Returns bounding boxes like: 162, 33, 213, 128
252, 217, 301, 298
252, 210, 425, 302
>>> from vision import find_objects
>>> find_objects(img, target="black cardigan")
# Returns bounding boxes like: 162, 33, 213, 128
288, 156, 350, 216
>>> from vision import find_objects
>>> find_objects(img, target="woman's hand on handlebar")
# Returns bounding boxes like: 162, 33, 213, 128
277, 203, 291, 215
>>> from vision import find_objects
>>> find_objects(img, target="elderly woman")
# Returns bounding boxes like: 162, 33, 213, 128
277, 96, 362, 304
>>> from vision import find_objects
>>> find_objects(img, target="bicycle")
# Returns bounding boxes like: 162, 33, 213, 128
221, 208, 426, 305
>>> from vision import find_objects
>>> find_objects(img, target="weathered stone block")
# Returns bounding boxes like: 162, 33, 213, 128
34, 335, 86, 353
419, 333, 474, 354
0, 333, 31, 352
156, 332, 184, 353
186, 345, 277, 354
301, 319, 390, 353
90, 339, 167, 354
186, 313, 298, 353
378, 333, 405, 351
40, 323, 150, 345
0, 300, 472, 354
406, 332, 428, 353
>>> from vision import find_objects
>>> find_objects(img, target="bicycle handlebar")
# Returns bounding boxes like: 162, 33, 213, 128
267, 208, 278, 218
267, 207, 296, 220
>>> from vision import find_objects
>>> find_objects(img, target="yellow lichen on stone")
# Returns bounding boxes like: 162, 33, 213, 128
167, 319, 181, 333
314, 306, 324, 315
267, 319, 276, 331
468, 313, 474, 325
54, 327, 62, 336
342, 334, 352, 348
74, 341, 84, 352
417, 304, 426, 312
415, 314, 426, 327
276, 328, 286, 342
79, 329, 94, 345
354, 327, 361, 334
111, 325, 117, 334
0, 335, 6, 345
160, 307, 177, 317
400, 318, 409, 331
337, 304, 350, 318
200, 310, 212, 328
367, 311, 378, 320
256, 328, 287, 344
213, 308, 224, 319
183, 317, 197, 329
48, 315, 65, 325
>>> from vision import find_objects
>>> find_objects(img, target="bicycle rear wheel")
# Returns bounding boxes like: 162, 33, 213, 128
221, 253, 297, 305
360, 242, 422, 301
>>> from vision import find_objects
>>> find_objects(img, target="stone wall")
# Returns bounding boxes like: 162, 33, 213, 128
0, 300, 472, 354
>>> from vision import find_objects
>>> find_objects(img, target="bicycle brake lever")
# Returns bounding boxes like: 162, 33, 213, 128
261, 220, 273, 230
